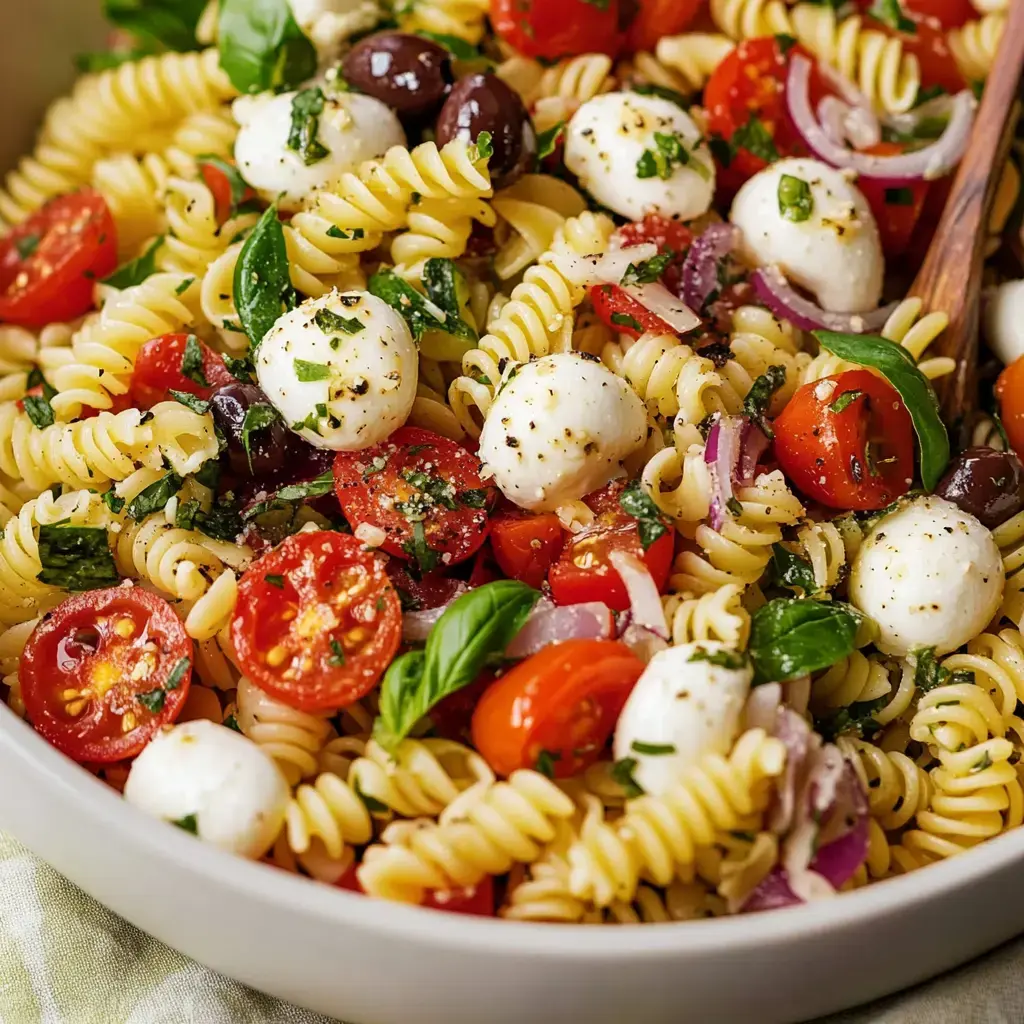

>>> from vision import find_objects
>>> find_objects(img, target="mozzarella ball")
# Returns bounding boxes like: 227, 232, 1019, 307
849, 495, 1004, 657
233, 90, 405, 211
478, 353, 647, 512
124, 721, 288, 859
984, 279, 1024, 367
730, 157, 884, 313
564, 92, 715, 222
290, 0, 381, 63
614, 642, 751, 798
257, 290, 417, 451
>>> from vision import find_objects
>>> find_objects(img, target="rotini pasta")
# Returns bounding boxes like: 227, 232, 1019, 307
948, 12, 1005, 83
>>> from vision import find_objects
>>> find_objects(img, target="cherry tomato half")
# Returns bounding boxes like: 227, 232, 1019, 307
386, 560, 465, 612
232, 531, 402, 712
472, 639, 644, 777
0, 190, 116, 327
548, 481, 673, 611
773, 369, 916, 510
129, 332, 234, 409
625, 0, 703, 54
857, 143, 930, 258
616, 214, 695, 298
199, 159, 255, 224
19, 587, 192, 763
333, 427, 494, 571
996, 357, 1024, 461
490, 511, 565, 589
490, 0, 626, 59
590, 283, 674, 339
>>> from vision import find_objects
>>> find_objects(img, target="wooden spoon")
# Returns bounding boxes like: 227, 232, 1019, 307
910, 0, 1024, 429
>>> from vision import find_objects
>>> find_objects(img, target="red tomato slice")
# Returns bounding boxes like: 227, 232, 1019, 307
130, 332, 234, 409
705, 38, 826, 195
232, 531, 402, 712
0, 190, 116, 327
996, 358, 1024, 460
773, 369, 916, 510
548, 481, 673, 611
472, 639, 644, 777
385, 560, 465, 611
625, 0, 703, 53
19, 587, 191, 763
490, 512, 565, 589
857, 143, 930, 258
199, 160, 255, 224
590, 283, 673, 339
490, 0, 626, 58
333, 427, 494, 572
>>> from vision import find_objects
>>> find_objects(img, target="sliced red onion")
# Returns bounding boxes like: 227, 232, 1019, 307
607, 550, 669, 640
817, 96, 880, 151
402, 587, 468, 642
680, 223, 739, 313
619, 622, 670, 664
621, 280, 702, 334
736, 421, 770, 487
742, 869, 801, 913
743, 681, 782, 732
883, 92, 956, 141
815, 59, 873, 112
506, 599, 615, 658
817, 95, 847, 149
787, 54, 975, 186
752, 265, 899, 334
704, 415, 744, 531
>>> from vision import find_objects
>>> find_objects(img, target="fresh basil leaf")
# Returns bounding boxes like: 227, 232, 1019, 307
535, 120, 566, 161
687, 646, 748, 670
165, 656, 190, 691
288, 87, 329, 165
621, 251, 674, 287
610, 757, 644, 798
265, 573, 285, 589
368, 268, 448, 342
636, 131, 705, 181
14, 233, 40, 260
910, 645, 973, 693
618, 479, 668, 551
743, 365, 786, 439
197, 154, 251, 217
813, 330, 950, 490
36, 525, 119, 591
534, 749, 561, 778
173, 813, 199, 834
294, 358, 332, 382
194, 458, 222, 491
235, 205, 296, 351
169, 390, 211, 415
240, 402, 280, 468
749, 598, 861, 684
400, 520, 440, 575
373, 580, 541, 752
76, 48, 155, 72
415, 31, 485, 60
175, 498, 200, 530
815, 696, 887, 742
102, 490, 126, 515
869, 0, 915, 34
458, 488, 490, 509
102, 0, 207, 51
632, 83, 690, 108
611, 312, 644, 332
217, 0, 317, 94
770, 543, 819, 596
277, 469, 334, 501
196, 497, 243, 542
22, 394, 55, 429
125, 472, 182, 521
778, 174, 813, 222
327, 638, 347, 666
180, 334, 210, 388
223, 354, 256, 382
708, 133, 734, 168
775, 33, 798, 56
101, 235, 164, 289
137, 688, 167, 712
732, 113, 779, 164
470, 130, 493, 162
829, 389, 863, 414
423, 258, 476, 341
326, 226, 365, 240
314, 308, 364, 334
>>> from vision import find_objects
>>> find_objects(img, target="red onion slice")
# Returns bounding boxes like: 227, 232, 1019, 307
402, 587, 468, 642
752, 265, 899, 334
704, 415, 744, 531
736, 421, 770, 486
680, 223, 740, 312
787, 54, 975, 187
506, 599, 615, 658
608, 550, 669, 640
817, 96, 880, 151
620, 281, 702, 334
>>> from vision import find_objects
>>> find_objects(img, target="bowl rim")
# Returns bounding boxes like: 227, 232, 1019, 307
5, 704, 1022, 958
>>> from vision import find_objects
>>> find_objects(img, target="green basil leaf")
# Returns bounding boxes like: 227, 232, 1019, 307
22, 394, 55, 429
102, 490, 126, 515
533, 749, 561, 778
102, 0, 207, 51
287, 87, 329, 165
235, 205, 296, 351
743, 365, 786, 439
197, 154, 251, 215
423, 258, 477, 342
223, 354, 256, 382
101, 235, 164, 289
632, 83, 690, 108
812, 330, 950, 490
195, 497, 243, 542
749, 598, 861, 684
14, 233, 40, 260
180, 334, 211, 388
165, 656, 190, 691
535, 120, 566, 161
869, 0, 916, 34
76, 48, 155, 73
314, 308, 364, 334
610, 757, 644, 798
240, 402, 280, 468
829, 389, 863, 414
618, 479, 668, 550
125, 471, 183, 521
36, 525, 119, 591
173, 813, 199, 834
415, 31, 485, 60
368, 268, 448, 342
621, 251, 674, 287
373, 580, 541, 752
175, 498, 200, 530
276, 469, 335, 502
631, 740, 676, 755
217, 0, 317, 94
137, 688, 167, 712
777, 173, 813, 222
611, 312, 644, 332
814, 696, 887, 742
294, 358, 332, 382
169, 390, 211, 415
732, 113, 779, 164
687, 646, 748, 670
770, 543, 819, 596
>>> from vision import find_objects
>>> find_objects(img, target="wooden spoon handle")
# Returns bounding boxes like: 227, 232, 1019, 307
911, 0, 1024, 423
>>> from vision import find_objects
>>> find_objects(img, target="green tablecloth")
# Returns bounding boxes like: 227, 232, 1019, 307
1, 830, 1019, 1024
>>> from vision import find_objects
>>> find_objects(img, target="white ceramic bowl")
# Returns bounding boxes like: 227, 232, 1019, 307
3, 6, 1024, 1023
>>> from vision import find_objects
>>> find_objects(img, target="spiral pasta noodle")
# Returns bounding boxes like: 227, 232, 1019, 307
663, 584, 751, 647
948, 13, 1005, 83
992, 511, 1024, 628
710, 0, 793, 40
397, 0, 491, 44
839, 736, 932, 833
654, 34, 737, 92
811, 652, 919, 730
0, 617, 39, 717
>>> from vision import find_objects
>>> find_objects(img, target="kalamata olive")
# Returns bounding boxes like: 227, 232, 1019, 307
435, 73, 537, 189
209, 383, 291, 479
934, 446, 1024, 528
342, 33, 453, 122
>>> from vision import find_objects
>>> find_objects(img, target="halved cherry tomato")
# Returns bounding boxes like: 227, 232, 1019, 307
472, 639, 644, 777
232, 531, 401, 712
0, 190, 116, 327
548, 481, 673, 610
490, 0, 626, 58
333, 427, 494, 571
20, 587, 191, 763
129, 332, 234, 409
857, 143, 930, 258
199, 159, 255, 224
625, 0, 703, 54
773, 369, 916, 510
705, 38, 826, 195
616, 214, 695, 297
590, 283, 673, 340
490, 512, 565, 589
996, 357, 1024, 460
386, 561, 465, 611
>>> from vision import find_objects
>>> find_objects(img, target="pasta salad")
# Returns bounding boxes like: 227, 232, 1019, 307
0, 0, 1020, 924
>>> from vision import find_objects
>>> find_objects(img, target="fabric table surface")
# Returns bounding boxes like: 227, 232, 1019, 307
1, 830, 1020, 1024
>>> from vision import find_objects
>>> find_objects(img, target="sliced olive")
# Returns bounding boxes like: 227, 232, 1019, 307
934, 446, 1024, 528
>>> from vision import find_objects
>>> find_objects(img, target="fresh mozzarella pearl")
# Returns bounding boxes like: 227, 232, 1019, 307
478, 353, 647, 512
984, 279, 1024, 366
290, 0, 381, 63
233, 90, 405, 212
564, 92, 715, 222
256, 290, 417, 451
124, 721, 288, 859
730, 157, 884, 313
613, 641, 751, 798
849, 495, 1004, 657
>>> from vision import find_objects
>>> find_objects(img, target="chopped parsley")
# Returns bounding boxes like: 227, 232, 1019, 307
294, 358, 332, 382
314, 308, 364, 335
610, 757, 645, 799
636, 131, 708, 181
777, 174, 813, 222
743, 365, 787, 439
287, 87, 330, 165
180, 334, 210, 388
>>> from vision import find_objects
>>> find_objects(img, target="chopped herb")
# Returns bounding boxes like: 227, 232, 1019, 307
362, 455, 388, 479
400, 520, 440, 576
100, 0, 207, 51
636, 131, 707, 181
743, 365, 786, 439
775, 33, 797, 56
328, 638, 346, 666
101, 235, 164, 289
870, 0, 916, 34
632, 83, 689, 108
194, 458, 221, 490
458, 488, 490, 509
175, 277, 196, 295
314, 308, 364, 334
815, 696, 887, 741
169, 390, 210, 415
294, 358, 332, 382
829, 389, 863, 414
36, 524, 119, 591
972, 751, 994, 773
708, 133, 734, 168
777, 174, 813, 222
579, 0, 610, 7
610, 757, 645, 799
218, 0, 317, 95
137, 688, 166, 712
618, 479, 668, 550
611, 312, 644, 332
914, 84, 946, 106
414, 31, 486, 60
726, 496, 744, 517
631, 740, 676, 756
223, 714, 241, 733
175, 498, 200, 530
287, 87, 329, 165
240, 403, 280, 469
422, 258, 477, 342
265, 573, 285, 588
354, 779, 390, 814
173, 813, 199, 835
179, 334, 210, 388
14, 233, 40, 260
22, 394, 55, 429
125, 472, 182, 521
165, 657, 189, 691
197, 153, 251, 217
326, 226, 365, 240
277, 469, 334, 501
621, 251, 674, 287
534, 749, 561, 779
732, 113, 779, 164
771, 543, 819, 596
469, 130, 493, 162
535, 120, 565, 161
368, 268, 448, 342
688, 647, 748, 670
911, 646, 975, 692
101, 490, 125, 515
195, 497, 243, 543
235, 205, 297, 351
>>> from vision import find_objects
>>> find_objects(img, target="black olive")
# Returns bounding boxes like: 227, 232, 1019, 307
934, 446, 1024, 528
342, 33, 454, 123
209, 383, 290, 479
435, 73, 537, 189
